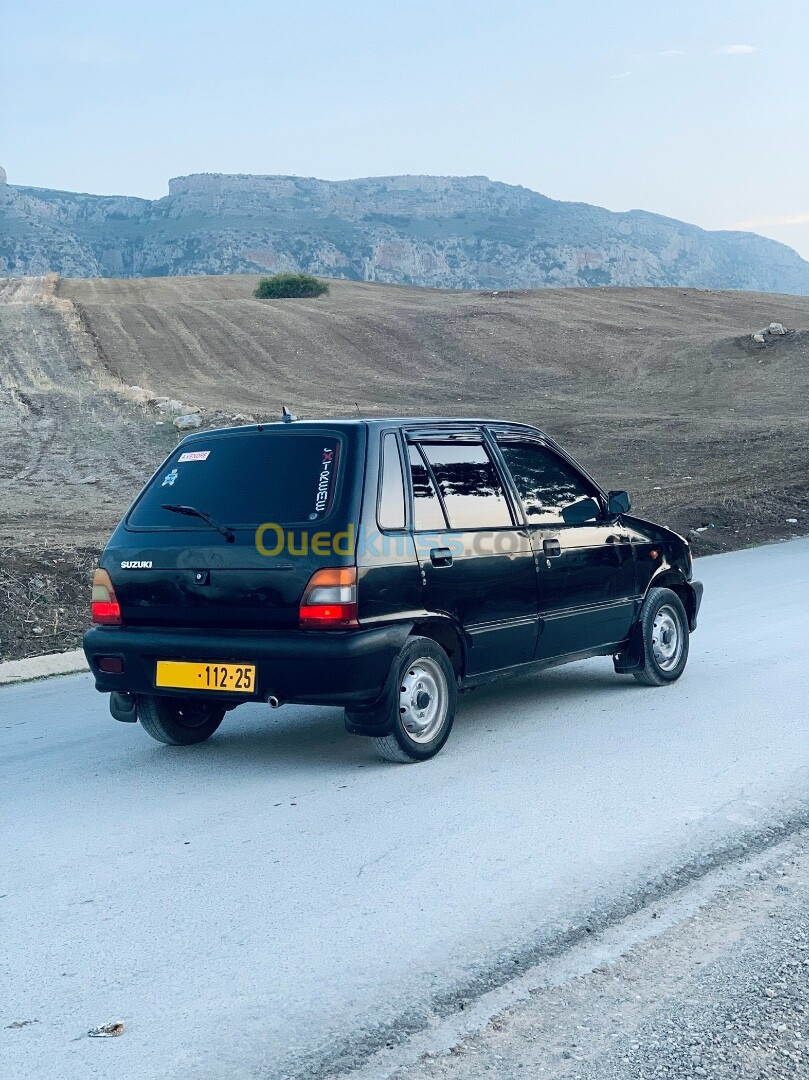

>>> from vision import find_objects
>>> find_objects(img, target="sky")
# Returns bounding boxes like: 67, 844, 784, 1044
3, 0, 809, 257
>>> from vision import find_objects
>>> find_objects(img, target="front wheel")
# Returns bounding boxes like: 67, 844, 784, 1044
632, 587, 690, 686
364, 636, 457, 763
137, 695, 225, 745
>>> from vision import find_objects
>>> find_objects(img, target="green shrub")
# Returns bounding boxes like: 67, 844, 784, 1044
253, 274, 329, 299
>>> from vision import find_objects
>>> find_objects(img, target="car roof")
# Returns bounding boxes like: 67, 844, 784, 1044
183, 416, 554, 441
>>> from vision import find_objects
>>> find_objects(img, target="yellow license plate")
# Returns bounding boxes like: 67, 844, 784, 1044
155, 661, 257, 694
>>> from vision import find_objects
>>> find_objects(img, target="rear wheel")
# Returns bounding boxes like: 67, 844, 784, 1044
369, 637, 457, 763
137, 695, 225, 745
632, 587, 689, 686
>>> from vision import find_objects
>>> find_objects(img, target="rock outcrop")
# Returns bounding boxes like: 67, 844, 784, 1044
752, 321, 790, 344
2, 172, 809, 294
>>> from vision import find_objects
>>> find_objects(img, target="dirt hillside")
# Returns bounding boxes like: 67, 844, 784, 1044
0, 277, 176, 659
2, 274, 808, 660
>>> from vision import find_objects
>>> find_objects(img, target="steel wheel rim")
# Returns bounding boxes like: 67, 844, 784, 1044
652, 605, 683, 671
399, 658, 448, 744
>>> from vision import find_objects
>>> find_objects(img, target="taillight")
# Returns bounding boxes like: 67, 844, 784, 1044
91, 568, 122, 625
299, 567, 358, 629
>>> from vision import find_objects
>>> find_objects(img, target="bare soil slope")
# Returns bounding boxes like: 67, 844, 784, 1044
0, 277, 175, 658
1, 274, 807, 659
64, 274, 809, 543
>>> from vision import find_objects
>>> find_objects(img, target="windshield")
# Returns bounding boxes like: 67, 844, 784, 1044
127, 431, 344, 529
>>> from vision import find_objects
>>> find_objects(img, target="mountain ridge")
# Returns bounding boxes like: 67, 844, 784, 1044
2, 170, 808, 293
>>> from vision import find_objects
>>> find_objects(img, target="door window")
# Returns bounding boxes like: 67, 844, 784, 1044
408, 445, 447, 531
378, 434, 406, 530
497, 439, 600, 524
419, 442, 513, 530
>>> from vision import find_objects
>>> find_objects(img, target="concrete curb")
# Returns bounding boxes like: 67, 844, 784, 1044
0, 649, 89, 686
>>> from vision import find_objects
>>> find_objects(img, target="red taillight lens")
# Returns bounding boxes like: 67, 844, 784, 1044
91, 568, 122, 626
300, 567, 358, 629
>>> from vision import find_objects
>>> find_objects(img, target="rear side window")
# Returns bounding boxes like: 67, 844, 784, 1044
408, 445, 447, 531
378, 434, 406, 530
128, 433, 344, 529
497, 439, 599, 524
419, 442, 513, 530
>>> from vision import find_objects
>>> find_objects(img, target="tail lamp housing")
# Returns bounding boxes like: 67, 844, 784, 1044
299, 567, 358, 629
91, 568, 122, 625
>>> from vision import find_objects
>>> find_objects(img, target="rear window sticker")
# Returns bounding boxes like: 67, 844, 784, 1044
313, 444, 338, 516
178, 451, 210, 462
161, 468, 179, 487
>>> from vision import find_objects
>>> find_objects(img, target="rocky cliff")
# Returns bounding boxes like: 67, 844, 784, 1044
2, 169, 808, 293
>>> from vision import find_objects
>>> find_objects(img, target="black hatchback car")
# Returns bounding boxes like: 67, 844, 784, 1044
84, 417, 703, 762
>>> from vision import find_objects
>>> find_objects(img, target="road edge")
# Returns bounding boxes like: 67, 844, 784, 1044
344, 826, 809, 1080
0, 649, 88, 686
306, 804, 809, 1080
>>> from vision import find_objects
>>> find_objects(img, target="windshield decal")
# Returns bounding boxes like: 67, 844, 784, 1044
178, 450, 210, 462
161, 468, 179, 487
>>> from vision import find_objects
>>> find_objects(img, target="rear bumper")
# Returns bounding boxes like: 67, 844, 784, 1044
83, 623, 410, 707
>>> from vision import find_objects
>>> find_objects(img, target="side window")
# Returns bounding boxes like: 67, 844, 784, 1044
378, 434, 406, 530
497, 439, 600, 524
408, 445, 447, 531
419, 442, 513, 530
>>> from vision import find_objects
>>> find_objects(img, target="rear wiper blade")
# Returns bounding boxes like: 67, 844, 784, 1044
161, 504, 235, 543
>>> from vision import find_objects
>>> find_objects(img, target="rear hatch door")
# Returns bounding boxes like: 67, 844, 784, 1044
103, 424, 364, 629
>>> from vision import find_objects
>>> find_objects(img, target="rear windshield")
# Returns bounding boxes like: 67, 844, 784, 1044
127, 432, 345, 529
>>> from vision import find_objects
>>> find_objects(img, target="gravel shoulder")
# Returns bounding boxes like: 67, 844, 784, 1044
377, 831, 809, 1080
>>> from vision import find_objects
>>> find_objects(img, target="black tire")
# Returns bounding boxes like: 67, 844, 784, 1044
368, 636, 457, 763
137, 695, 225, 745
632, 587, 690, 687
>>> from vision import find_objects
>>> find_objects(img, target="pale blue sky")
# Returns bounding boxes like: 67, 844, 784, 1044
4, 0, 809, 256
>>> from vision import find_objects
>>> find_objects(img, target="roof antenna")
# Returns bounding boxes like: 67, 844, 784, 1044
281, 405, 297, 424
355, 402, 361, 416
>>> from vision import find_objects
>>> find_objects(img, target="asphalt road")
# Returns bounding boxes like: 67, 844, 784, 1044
2, 539, 808, 1080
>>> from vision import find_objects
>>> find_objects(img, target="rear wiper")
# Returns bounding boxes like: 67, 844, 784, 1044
161, 504, 235, 543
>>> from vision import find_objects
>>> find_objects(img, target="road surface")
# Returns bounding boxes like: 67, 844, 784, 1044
2, 539, 808, 1080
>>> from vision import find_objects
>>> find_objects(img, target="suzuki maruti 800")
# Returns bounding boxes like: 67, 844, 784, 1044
84, 417, 703, 762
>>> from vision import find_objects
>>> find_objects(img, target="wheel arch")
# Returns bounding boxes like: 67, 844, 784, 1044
645, 570, 700, 632
408, 617, 465, 679
344, 618, 463, 739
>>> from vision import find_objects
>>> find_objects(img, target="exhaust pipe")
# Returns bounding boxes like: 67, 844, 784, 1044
267, 695, 282, 709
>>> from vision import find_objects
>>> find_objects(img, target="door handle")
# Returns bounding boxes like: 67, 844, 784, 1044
543, 538, 562, 558
429, 547, 453, 568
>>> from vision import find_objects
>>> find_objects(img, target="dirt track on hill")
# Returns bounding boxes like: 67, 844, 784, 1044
1, 274, 808, 659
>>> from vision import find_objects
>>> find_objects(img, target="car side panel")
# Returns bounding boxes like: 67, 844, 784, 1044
533, 521, 637, 658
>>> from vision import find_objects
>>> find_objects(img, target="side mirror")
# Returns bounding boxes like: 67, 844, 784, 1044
607, 490, 631, 516
561, 496, 601, 524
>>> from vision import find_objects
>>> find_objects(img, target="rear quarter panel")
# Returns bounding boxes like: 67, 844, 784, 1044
355, 427, 423, 626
